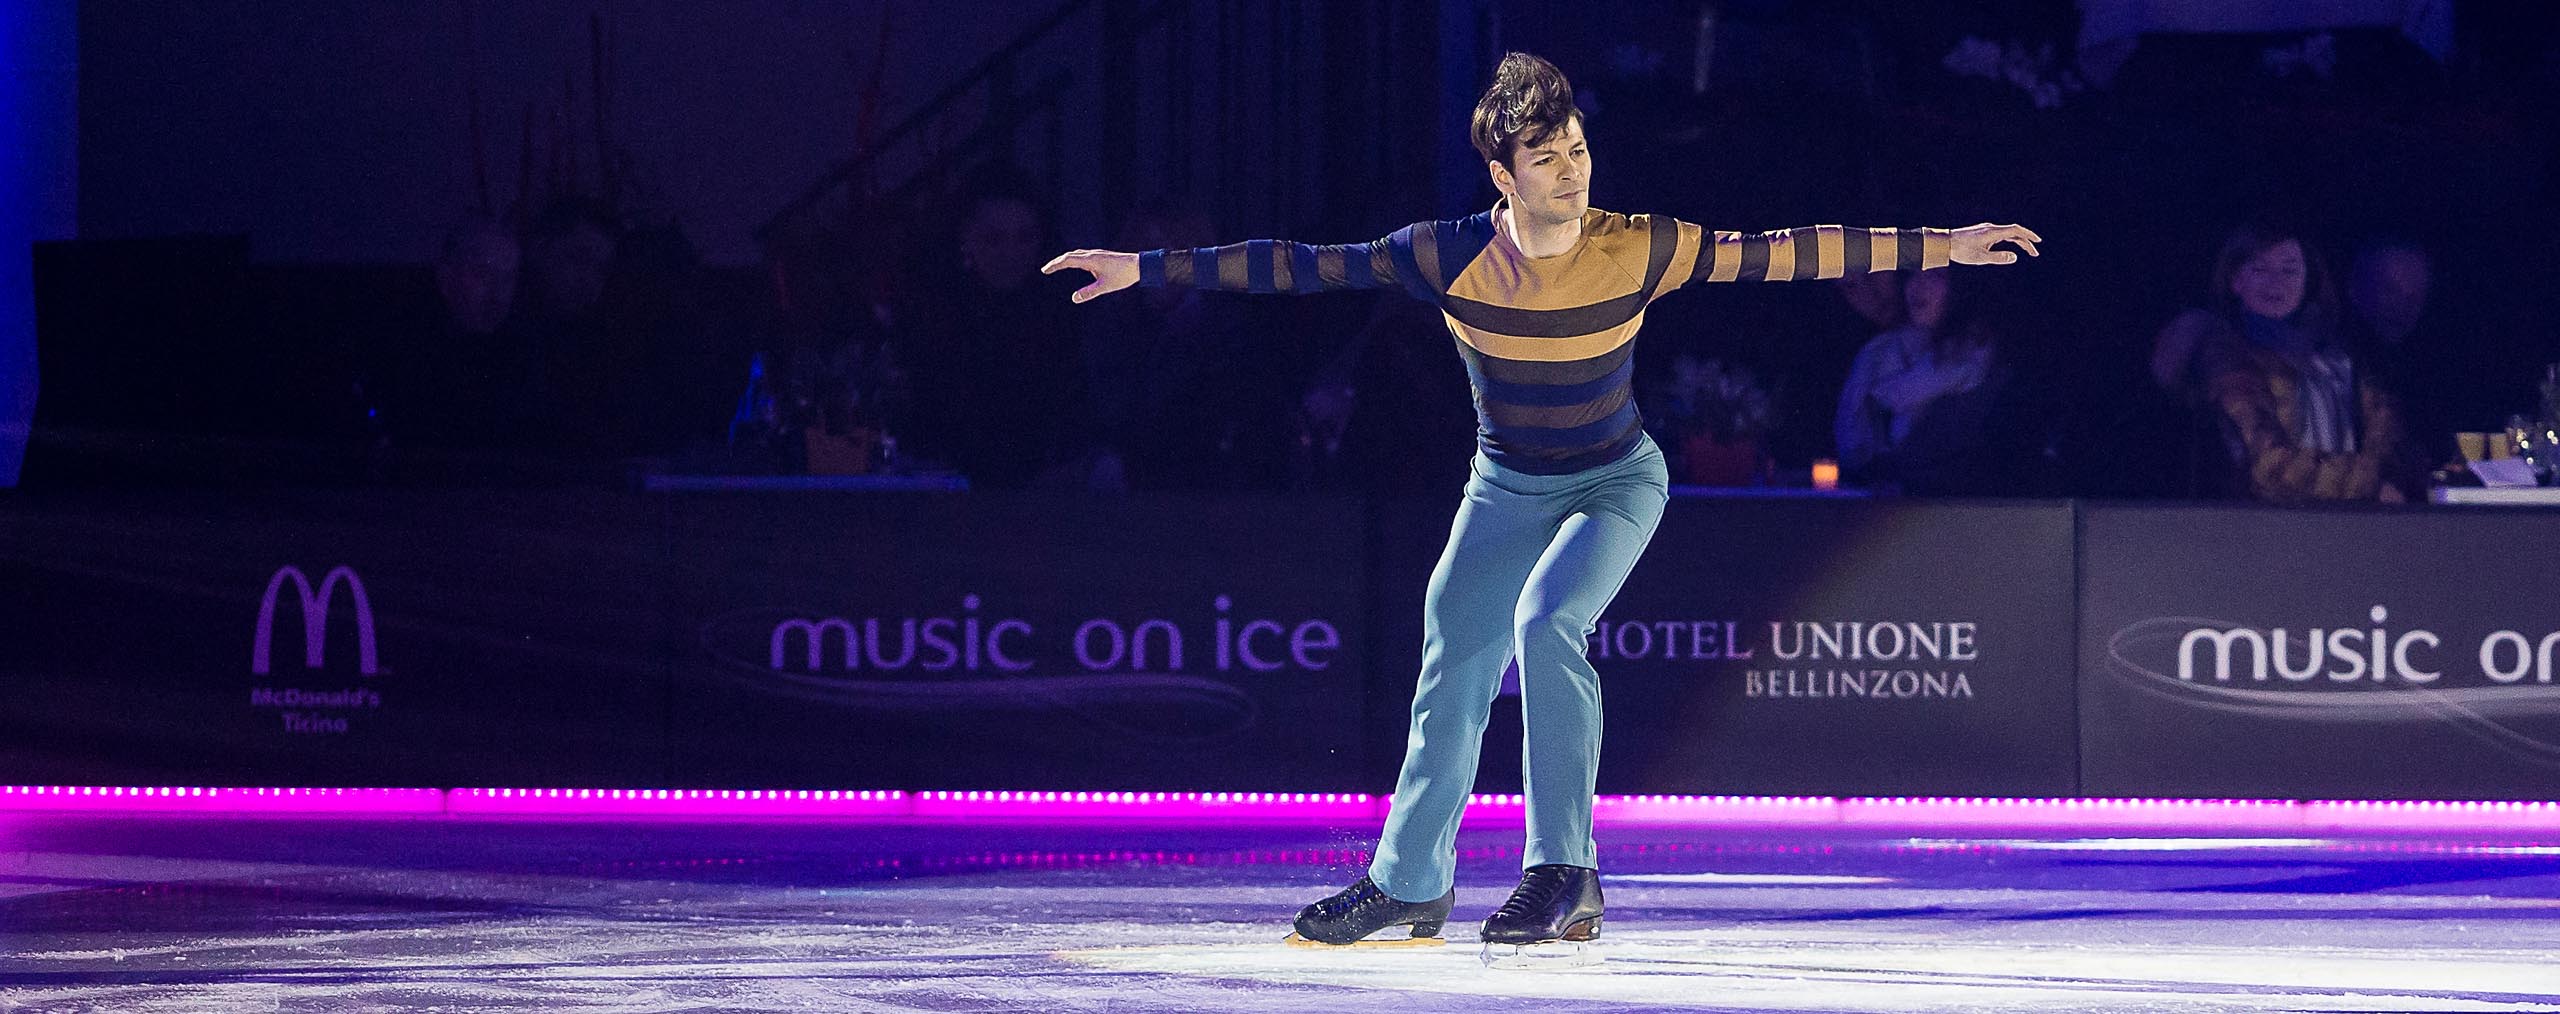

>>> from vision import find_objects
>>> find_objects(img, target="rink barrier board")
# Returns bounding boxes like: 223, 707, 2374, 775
5, 492, 2560, 799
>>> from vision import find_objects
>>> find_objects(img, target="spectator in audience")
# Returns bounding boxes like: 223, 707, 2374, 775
2345, 236, 2468, 461
524, 198, 620, 325
2161, 222, 2414, 503
2148, 238, 2234, 497
517, 198, 653, 463
1834, 269, 1908, 336
1081, 205, 1251, 490
900, 180, 1088, 489
2347, 237, 2431, 351
1835, 268, 2031, 494
366, 213, 557, 484
435, 215, 521, 336
1744, 270, 1902, 469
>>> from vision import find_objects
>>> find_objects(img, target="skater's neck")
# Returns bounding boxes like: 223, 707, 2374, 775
1501, 199, 1583, 259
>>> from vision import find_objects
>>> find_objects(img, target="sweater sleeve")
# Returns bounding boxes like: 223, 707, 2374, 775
1666, 220, 1953, 287
1138, 222, 1441, 302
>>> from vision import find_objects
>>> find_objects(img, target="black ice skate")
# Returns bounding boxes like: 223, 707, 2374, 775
1284, 876, 1454, 948
1478, 863, 1604, 969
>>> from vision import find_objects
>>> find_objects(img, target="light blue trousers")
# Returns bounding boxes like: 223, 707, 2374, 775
1367, 434, 1669, 902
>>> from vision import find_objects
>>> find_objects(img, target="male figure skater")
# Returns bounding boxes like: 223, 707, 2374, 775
1044, 52, 2039, 966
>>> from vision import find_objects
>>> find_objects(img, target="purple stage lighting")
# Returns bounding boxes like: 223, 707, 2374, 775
5, 785, 2558, 832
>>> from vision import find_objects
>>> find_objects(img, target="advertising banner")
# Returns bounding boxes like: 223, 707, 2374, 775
2080, 504, 2560, 800
664, 491, 1371, 791
1368, 497, 2081, 797
0, 491, 669, 785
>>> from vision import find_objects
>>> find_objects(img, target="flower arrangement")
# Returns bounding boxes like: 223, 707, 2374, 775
1649, 353, 1776, 487
1655, 354, 1773, 443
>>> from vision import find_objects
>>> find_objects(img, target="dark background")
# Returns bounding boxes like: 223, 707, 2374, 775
19, 1, 2560, 496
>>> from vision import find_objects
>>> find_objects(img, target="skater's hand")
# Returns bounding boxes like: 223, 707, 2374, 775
1041, 249, 1141, 304
1948, 224, 2042, 266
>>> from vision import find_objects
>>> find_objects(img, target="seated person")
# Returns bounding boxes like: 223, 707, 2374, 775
2162, 223, 2414, 503
1835, 269, 2017, 494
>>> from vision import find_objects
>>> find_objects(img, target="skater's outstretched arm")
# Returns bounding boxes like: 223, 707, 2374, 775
1042, 224, 1442, 305
1663, 222, 2040, 289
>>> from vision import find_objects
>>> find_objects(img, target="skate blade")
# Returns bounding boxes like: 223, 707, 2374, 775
1479, 939, 1602, 970
1283, 931, 1447, 949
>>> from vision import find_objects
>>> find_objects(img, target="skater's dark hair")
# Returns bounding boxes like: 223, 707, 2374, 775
1470, 52, 1579, 169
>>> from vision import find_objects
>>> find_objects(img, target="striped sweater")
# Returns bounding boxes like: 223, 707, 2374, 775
1137, 200, 1953, 475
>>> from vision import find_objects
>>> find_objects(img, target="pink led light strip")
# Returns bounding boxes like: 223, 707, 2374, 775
0, 786, 445, 814
1, 785, 2555, 831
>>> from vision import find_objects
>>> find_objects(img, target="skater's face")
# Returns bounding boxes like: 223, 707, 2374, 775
1491, 117, 1590, 225
2231, 239, 2308, 320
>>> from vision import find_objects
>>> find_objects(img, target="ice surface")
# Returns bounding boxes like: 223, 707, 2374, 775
2, 817, 2555, 1012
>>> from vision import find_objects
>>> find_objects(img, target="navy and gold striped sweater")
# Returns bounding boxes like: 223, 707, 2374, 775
1138, 200, 1953, 475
